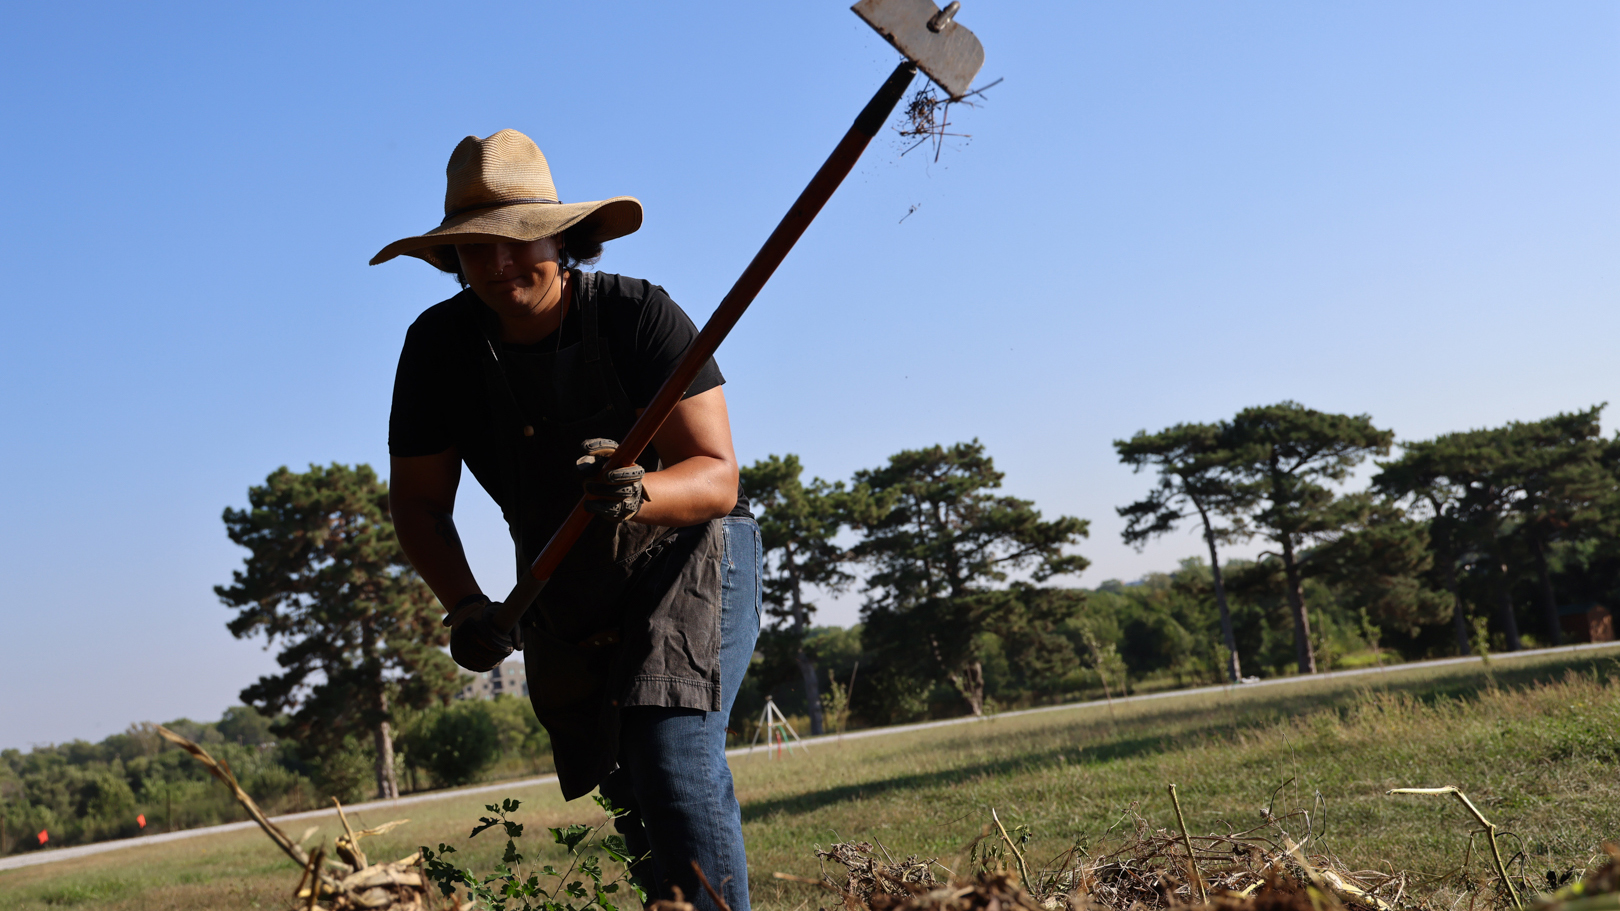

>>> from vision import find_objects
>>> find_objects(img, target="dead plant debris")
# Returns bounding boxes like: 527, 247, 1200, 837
777, 799, 1620, 911
154, 724, 433, 911
816, 840, 945, 907
896, 78, 1002, 162
154, 715, 1619, 911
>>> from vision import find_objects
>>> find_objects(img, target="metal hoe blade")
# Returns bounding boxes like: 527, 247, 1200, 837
853, 0, 984, 99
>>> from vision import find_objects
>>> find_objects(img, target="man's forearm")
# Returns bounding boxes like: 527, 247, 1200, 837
633, 455, 739, 527
394, 503, 484, 610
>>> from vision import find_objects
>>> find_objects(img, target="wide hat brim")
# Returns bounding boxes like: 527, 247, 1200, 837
369, 196, 642, 269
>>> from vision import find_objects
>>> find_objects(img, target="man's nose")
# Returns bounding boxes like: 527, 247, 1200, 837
492, 243, 514, 272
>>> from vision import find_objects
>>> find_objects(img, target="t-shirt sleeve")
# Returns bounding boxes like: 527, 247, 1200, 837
388, 320, 456, 457
617, 279, 725, 408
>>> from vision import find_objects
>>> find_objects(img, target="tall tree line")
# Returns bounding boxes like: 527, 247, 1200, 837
1117, 402, 1620, 676
741, 403, 1618, 731
213, 405, 1618, 761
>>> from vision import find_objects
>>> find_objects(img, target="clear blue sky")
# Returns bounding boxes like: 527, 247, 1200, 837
1, 2, 1615, 749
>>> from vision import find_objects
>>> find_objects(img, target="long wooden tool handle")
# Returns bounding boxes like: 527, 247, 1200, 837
492, 61, 918, 632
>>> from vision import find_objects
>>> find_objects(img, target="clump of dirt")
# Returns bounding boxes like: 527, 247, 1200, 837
1532, 842, 1620, 911
895, 78, 1001, 162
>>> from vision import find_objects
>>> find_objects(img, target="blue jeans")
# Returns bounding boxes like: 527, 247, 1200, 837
600, 517, 760, 911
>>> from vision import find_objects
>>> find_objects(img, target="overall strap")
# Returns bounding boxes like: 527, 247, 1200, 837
573, 271, 636, 419
577, 270, 601, 363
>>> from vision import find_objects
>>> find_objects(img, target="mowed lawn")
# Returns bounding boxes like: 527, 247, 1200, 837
5, 646, 1618, 910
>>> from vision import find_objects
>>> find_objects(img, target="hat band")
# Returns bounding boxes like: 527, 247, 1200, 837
443, 197, 559, 221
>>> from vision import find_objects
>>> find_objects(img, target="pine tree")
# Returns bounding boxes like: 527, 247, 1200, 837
1115, 421, 1259, 683
1224, 403, 1394, 673
853, 441, 1088, 715
1373, 449, 1475, 655
1379, 407, 1617, 649
216, 463, 458, 799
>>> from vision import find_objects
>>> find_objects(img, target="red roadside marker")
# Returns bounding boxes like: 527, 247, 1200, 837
37, 829, 48, 845
137, 814, 147, 828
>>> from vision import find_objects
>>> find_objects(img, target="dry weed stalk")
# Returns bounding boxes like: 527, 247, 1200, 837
992, 807, 1033, 887
1387, 787, 1522, 911
1169, 783, 1210, 904
154, 724, 431, 911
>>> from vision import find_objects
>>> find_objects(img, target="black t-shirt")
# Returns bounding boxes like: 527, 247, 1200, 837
389, 272, 750, 518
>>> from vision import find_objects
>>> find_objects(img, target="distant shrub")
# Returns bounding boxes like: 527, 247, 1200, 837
425, 703, 500, 787
309, 737, 374, 804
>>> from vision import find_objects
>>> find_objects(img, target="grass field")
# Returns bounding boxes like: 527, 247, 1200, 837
4, 645, 1618, 910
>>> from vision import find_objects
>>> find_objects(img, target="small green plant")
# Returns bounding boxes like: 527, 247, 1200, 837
1358, 607, 1384, 669
420, 795, 645, 911
1470, 616, 1494, 663
820, 679, 853, 735
820, 662, 859, 735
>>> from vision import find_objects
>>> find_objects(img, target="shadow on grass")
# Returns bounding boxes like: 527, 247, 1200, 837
740, 728, 1185, 822
739, 651, 1619, 824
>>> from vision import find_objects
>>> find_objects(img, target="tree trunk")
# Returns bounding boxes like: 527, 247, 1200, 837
1493, 560, 1522, 652
374, 693, 399, 800
796, 647, 825, 735
1441, 556, 1469, 657
952, 660, 985, 716
1196, 503, 1242, 683
784, 550, 825, 735
1532, 536, 1563, 646
927, 625, 984, 716
1280, 536, 1316, 674
361, 618, 400, 800
1431, 508, 1471, 657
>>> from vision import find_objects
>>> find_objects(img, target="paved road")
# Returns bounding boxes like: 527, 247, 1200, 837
4, 640, 1615, 873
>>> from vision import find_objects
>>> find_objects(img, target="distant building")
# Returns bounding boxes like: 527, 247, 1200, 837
1558, 603, 1614, 644
454, 661, 529, 700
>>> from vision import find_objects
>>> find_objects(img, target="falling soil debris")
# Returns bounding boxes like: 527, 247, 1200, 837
896, 78, 1002, 161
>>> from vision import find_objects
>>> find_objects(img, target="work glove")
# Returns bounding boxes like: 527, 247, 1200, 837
446, 595, 516, 672
576, 437, 647, 523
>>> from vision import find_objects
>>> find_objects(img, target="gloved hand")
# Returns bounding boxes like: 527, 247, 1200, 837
446, 596, 516, 672
575, 437, 647, 522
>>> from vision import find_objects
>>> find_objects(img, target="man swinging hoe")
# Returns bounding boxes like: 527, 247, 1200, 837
374, 129, 761, 911
369, 5, 984, 910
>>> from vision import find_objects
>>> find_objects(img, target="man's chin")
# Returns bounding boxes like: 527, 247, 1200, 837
474, 287, 530, 311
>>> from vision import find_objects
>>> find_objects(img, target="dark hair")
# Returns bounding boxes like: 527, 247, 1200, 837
435, 225, 605, 287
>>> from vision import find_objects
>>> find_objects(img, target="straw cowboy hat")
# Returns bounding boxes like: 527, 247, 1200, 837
370, 129, 642, 269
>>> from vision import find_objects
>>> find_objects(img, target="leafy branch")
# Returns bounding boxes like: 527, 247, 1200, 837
421, 795, 645, 911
